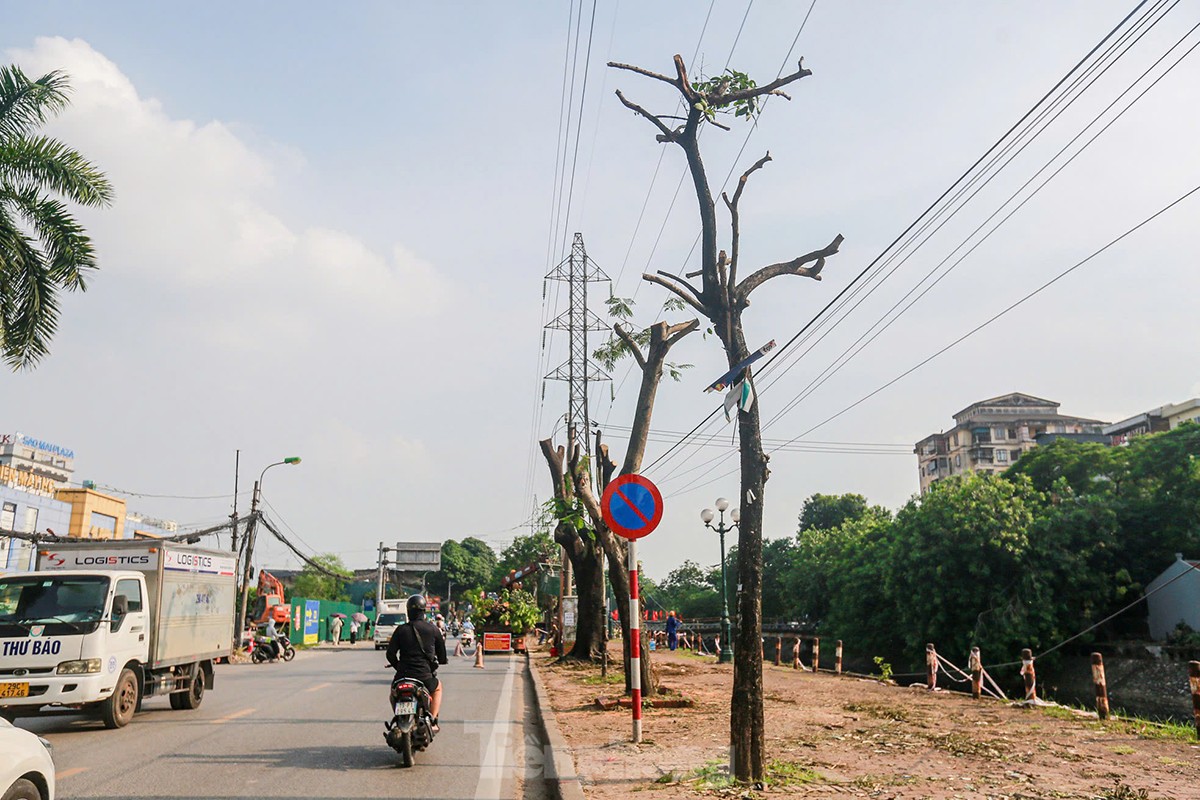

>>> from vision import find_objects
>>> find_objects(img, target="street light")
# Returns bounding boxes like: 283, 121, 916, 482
238, 457, 302, 640
702, 497, 737, 664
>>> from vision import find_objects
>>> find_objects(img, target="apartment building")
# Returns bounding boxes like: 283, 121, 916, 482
1102, 397, 1200, 445
914, 393, 1107, 493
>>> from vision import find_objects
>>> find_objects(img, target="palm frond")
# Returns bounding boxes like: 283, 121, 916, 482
2, 183, 98, 290
0, 135, 114, 207
0, 203, 58, 369
0, 66, 71, 142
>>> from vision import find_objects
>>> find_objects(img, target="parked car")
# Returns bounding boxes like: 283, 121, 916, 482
0, 716, 55, 800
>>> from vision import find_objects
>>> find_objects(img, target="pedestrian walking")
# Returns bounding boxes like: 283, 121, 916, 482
330, 615, 344, 645
666, 610, 680, 651
349, 618, 360, 644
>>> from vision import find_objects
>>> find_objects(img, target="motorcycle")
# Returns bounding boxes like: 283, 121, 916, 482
251, 634, 295, 663
383, 674, 437, 767
460, 628, 474, 649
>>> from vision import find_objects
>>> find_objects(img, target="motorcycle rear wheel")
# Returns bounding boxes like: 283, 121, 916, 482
398, 730, 414, 768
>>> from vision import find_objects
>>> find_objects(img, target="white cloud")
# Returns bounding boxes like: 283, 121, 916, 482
7, 36, 451, 335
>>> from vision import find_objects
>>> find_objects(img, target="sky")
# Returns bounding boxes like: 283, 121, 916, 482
3, 1, 1198, 583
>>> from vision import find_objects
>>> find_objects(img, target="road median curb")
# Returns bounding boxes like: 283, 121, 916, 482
526, 651, 588, 800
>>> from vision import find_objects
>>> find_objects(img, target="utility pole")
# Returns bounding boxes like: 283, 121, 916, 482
237, 479, 262, 637
376, 541, 388, 603
230, 449, 240, 554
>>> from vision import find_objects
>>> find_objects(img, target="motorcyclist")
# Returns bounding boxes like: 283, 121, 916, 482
263, 617, 283, 660
387, 594, 448, 731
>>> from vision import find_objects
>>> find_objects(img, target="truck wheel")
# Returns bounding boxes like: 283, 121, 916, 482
101, 668, 139, 729
1, 778, 43, 800
178, 671, 205, 709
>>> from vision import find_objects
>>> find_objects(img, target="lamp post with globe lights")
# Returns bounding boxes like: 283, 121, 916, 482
701, 498, 738, 664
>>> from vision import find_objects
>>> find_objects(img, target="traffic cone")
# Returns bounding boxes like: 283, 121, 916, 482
474, 643, 485, 669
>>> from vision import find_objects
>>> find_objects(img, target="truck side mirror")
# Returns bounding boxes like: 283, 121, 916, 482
110, 595, 129, 632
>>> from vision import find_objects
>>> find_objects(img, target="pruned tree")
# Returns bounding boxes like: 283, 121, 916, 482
539, 314, 697, 691
539, 435, 607, 661
609, 54, 843, 782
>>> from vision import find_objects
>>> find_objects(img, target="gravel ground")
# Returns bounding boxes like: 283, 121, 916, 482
535, 645, 1200, 799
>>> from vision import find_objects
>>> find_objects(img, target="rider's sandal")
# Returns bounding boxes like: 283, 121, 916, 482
431, 717, 440, 734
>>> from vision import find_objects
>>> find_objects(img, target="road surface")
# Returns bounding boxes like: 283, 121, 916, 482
14, 643, 549, 800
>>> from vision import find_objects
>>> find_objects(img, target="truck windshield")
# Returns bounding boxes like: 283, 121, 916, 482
0, 575, 110, 636
376, 613, 403, 627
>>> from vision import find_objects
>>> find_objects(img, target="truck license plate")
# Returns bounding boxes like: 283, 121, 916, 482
395, 701, 416, 715
0, 682, 29, 698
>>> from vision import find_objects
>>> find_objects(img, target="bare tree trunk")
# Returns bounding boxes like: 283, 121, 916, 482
609, 52, 839, 784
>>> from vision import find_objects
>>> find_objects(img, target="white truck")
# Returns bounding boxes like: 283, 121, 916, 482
373, 599, 406, 650
0, 540, 236, 728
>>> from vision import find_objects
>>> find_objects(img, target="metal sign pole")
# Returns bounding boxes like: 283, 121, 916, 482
629, 538, 642, 743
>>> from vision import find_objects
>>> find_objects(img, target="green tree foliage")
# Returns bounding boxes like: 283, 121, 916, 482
778, 425, 1200, 670
428, 537, 497, 601
797, 492, 889, 533
291, 554, 352, 602
0, 65, 114, 369
495, 528, 556, 583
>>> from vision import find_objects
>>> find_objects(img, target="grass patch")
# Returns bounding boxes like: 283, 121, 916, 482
766, 759, 822, 786
1110, 745, 1136, 755
1097, 780, 1151, 800
580, 671, 625, 686
923, 731, 1008, 760
843, 701, 912, 722
689, 759, 734, 789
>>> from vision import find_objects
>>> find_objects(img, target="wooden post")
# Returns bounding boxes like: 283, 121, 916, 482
1021, 648, 1036, 702
1091, 653, 1110, 720
835, 640, 843, 675
925, 643, 937, 691
812, 637, 820, 673
792, 638, 800, 670
968, 647, 982, 700
1188, 661, 1200, 738
774, 636, 781, 666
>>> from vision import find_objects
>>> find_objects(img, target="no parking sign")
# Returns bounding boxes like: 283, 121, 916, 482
599, 473, 663, 743
600, 474, 663, 540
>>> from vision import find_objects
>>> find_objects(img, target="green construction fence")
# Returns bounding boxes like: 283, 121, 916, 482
286, 598, 376, 645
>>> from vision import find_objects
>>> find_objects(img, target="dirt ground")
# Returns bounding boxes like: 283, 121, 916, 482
534, 645, 1200, 799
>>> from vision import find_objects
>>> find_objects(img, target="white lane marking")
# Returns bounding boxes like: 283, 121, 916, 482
56, 767, 89, 779
474, 658, 517, 800
304, 682, 331, 692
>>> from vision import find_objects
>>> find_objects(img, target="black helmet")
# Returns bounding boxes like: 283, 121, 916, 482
406, 594, 427, 621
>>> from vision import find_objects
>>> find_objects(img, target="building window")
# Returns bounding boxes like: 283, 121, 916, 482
996, 450, 1009, 463
955, 455, 961, 468
0, 502, 14, 531
22, 507, 37, 533
1008, 428, 1017, 439
994, 428, 1007, 441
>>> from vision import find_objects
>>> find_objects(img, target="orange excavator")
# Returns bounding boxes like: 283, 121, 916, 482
250, 570, 291, 627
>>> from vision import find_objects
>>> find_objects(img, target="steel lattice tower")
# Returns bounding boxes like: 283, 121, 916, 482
545, 232, 610, 460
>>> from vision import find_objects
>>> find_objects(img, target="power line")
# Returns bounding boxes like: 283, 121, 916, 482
641, 0, 1155, 479
758, 3, 1190, 434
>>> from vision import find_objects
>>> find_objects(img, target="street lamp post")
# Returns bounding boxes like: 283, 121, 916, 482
237, 457, 301, 643
701, 498, 738, 664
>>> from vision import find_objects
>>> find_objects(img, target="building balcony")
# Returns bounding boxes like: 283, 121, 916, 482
969, 447, 994, 463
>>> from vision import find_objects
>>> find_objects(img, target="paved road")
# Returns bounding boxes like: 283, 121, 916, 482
14, 643, 549, 800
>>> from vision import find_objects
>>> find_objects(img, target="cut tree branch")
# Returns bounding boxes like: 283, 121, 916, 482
735, 233, 845, 305
664, 318, 700, 348
612, 322, 648, 371
719, 59, 811, 106
722, 151, 773, 294
614, 90, 677, 142
642, 271, 707, 315
608, 61, 680, 90
672, 54, 699, 103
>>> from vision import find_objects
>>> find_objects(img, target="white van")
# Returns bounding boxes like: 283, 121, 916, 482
372, 599, 406, 650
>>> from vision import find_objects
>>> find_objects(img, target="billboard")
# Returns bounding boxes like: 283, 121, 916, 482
303, 600, 320, 645
392, 541, 442, 572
